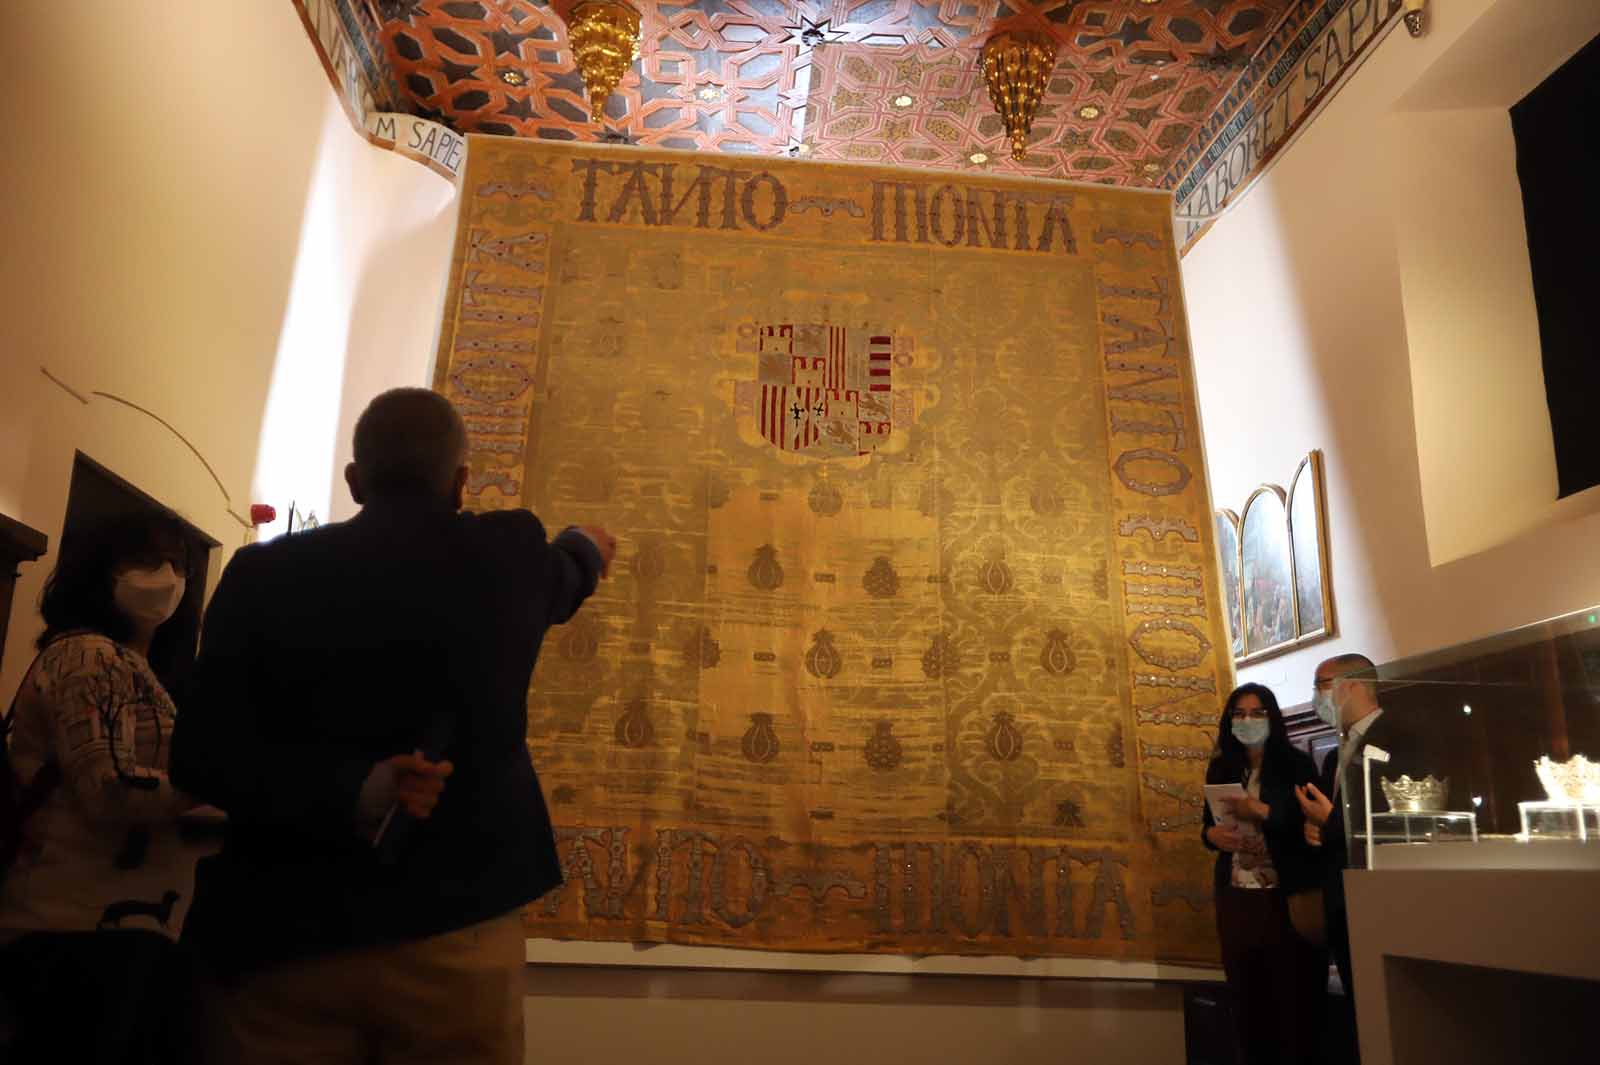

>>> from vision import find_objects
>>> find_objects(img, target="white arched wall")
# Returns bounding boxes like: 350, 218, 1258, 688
0, 0, 457, 701
252, 97, 458, 537
1182, 0, 1600, 699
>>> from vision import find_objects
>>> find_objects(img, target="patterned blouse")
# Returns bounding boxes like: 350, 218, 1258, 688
1229, 767, 1279, 890
1, 633, 211, 937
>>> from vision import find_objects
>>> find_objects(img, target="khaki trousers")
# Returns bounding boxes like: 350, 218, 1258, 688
205, 910, 525, 1065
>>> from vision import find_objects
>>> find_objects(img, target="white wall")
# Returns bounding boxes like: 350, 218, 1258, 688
1182, 0, 1600, 698
1387, 1, 1600, 566
1388, 104, 1552, 565
253, 99, 458, 537
0, 0, 456, 701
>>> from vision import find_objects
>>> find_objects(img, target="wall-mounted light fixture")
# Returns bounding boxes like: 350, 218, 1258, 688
1403, 0, 1428, 38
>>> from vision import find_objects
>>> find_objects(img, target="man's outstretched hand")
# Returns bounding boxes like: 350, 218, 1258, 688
577, 526, 617, 577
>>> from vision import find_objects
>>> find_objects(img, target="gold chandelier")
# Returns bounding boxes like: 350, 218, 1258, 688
561, 1, 642, 122
980, 30, 1059, 162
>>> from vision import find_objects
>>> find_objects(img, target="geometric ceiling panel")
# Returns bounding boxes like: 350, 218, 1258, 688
368, 0, 1296, 188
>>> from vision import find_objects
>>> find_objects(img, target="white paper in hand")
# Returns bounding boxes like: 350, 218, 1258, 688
1204, 782, 1247, 826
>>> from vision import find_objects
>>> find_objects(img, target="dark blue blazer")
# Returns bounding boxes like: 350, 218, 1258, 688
1316, 709, 1429, 914
171, 502, 602, 972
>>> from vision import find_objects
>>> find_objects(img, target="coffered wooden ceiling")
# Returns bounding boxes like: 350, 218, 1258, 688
367, 0, 1297, 187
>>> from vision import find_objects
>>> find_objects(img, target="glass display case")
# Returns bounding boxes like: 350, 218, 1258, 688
1336, 606, 1600, 871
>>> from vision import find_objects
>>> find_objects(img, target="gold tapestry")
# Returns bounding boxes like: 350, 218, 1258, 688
434, 137, 1229, 964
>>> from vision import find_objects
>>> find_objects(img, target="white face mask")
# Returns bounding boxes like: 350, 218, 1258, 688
1313, 689, 1339, 729
114, 564, 186, 627
1232, 718, 1270, 748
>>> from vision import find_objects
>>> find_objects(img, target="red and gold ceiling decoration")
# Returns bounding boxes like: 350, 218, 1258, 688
360, 0, 1297, 188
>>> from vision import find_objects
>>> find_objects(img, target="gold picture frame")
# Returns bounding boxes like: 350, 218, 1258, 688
1214, 508, 1244, 660
1289, 451, 1335, 642
1217, 450, 1336, 664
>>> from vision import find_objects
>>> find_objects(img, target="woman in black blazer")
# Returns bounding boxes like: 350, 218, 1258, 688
1201, 682, 1327, 1065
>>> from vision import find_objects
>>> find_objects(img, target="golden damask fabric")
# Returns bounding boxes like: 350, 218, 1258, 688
434, 138, 1229, 963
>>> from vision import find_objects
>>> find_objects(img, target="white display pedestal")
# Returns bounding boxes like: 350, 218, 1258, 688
1345, 860, 1600, 1065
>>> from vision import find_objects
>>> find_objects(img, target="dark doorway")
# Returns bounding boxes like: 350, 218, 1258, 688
1512, 31, 1600, 498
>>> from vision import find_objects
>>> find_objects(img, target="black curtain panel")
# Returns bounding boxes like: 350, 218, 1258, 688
1511, 33, 1600, 499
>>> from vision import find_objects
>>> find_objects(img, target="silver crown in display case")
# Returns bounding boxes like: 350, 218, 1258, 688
1380, 774, 1449, 813
1533, 754, 1600, 804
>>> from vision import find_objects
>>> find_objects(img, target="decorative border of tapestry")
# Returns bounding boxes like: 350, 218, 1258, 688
434, 137, 1232, 963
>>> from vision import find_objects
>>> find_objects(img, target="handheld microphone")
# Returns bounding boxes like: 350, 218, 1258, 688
373, 712, 455, 865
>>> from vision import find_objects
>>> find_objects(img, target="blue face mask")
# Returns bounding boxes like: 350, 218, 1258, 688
1232, 718, 1270, 748
1313, 690, 1338, 729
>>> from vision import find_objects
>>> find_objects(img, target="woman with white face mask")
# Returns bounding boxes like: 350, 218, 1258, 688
0, 511, 209, 1064
1201, 683, 1327, 1065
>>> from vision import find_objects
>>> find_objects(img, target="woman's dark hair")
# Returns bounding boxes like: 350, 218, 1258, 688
1209, 681, 1295, 781
37, 510, 199, 692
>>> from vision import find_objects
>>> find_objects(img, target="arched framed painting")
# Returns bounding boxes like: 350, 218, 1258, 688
1215, 450, 1336, 664
1289, 451, 1333, 641
1240, 486, 1295, 658
1214, 509, 1244, 659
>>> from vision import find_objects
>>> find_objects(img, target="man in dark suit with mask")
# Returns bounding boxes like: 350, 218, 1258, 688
1296, 652, 1427, 1063
172, 388, 616, 1065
